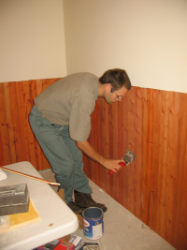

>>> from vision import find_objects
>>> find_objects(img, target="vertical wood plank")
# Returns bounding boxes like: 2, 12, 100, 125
132, 87, 143, 219
108, 101, 119, 199
27, 80, 37, 168
127, 87, 142, 216
141, 88, 149, 224
155, 90, 170, 237
164, 92, 180, 243
0, 83, 12, 165
171, 93, 187, 249
100, 98, 111, 193
89, 98, 102, 186
118, 89, 129, 207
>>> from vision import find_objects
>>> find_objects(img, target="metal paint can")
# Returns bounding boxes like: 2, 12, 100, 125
82, 207, 104, 240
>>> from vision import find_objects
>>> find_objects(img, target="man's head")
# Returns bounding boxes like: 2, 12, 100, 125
98, 68, 131, 104
99, 68, 131, 91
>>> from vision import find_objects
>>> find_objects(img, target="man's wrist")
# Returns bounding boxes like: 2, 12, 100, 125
99, 156, 105, 166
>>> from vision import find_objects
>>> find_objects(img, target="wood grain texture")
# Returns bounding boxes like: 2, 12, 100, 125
0, 80, 186, 250
87, 87, 187, 250
0, 79, 59, 170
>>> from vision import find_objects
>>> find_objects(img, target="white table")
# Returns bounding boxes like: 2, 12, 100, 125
0, 161, 79, 250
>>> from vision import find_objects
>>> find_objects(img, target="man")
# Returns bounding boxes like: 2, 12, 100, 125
29, 68, 131, 214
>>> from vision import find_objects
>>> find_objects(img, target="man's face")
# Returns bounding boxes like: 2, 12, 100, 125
104, 86, 128, 104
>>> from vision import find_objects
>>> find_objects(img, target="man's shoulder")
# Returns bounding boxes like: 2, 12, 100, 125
66, 72, 97, 80
65, 72, 98, 91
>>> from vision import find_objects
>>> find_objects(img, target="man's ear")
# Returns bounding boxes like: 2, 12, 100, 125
105, 83, 112, 92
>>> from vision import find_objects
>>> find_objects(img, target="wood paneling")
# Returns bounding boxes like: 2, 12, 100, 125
0, 79, 59, 170
0, 80, 186, 250
85, 87, 187, 250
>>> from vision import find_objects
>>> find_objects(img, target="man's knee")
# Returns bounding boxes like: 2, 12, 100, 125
54, 161, 74, 187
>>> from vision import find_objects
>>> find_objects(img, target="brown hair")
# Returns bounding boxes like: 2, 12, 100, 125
99, 68, 131, 90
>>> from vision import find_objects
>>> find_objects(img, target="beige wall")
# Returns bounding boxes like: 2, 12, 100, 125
63, 0, 187, 93
0, 0, 66, 82
1, 0, 187, 93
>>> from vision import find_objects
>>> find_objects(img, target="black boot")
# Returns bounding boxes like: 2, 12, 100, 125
67, 201, 84, 215
74, 191, 107, 212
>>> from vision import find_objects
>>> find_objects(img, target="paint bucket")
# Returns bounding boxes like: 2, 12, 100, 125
82, 207, 104, 240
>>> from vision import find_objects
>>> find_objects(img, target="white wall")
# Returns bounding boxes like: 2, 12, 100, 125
1, 0, 187, 93
63, 0, 187, 93
0, 0, 66, 82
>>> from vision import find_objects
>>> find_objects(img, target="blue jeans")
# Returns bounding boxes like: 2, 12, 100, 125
29, 106, 92, 203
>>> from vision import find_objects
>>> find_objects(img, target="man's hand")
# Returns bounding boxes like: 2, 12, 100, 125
101, 158, 125, 172
76, 140, 124, 173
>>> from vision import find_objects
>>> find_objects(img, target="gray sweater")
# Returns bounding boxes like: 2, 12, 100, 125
34, 72, 98, 141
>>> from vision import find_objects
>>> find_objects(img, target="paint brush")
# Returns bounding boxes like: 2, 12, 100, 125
108, 149, 136, 175
1, 166, 60, 186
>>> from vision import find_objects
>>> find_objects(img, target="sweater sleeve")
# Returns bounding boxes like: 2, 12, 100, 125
69, 88, 95, 141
